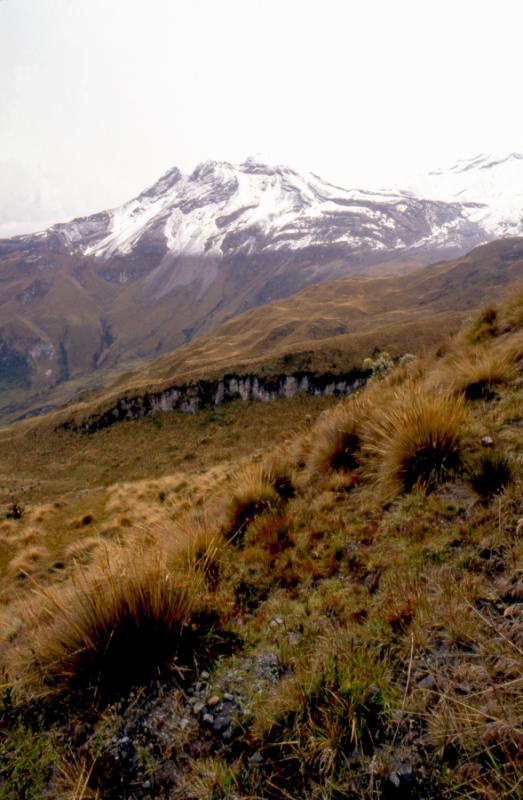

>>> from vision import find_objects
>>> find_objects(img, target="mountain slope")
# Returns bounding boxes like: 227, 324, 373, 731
51, 237, 523, 430
1, 282, 522, 800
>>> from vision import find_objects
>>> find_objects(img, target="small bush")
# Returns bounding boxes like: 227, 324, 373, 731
469, 451, 513, 498
6, 502, 24, 520
363, 350, 394, 379
365, 387, 465, 494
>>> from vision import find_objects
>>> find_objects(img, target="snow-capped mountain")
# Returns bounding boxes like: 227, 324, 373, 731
31, 157, 483, 275
407, 152, 523, 237
0, 154, 520, 421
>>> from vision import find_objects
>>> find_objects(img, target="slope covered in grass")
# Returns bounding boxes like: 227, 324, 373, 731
5, 237, 522, 428
0, 287, 522, 799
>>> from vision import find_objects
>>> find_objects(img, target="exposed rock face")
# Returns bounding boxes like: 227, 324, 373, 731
62, 369, 368, 433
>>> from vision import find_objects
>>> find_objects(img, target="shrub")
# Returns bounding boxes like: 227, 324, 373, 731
363, 351, 394, 378
18, 544, 220, 704
365, 387, 465, 494
469, 451, 513, 498
6, 501, 24, 520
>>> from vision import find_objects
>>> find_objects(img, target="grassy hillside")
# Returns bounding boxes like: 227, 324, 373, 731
0, 284, 521, 798
2, 237, 522, 426
33, 236, 522, 432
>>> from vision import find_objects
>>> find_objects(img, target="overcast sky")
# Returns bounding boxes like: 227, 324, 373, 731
1, 0, 522, 236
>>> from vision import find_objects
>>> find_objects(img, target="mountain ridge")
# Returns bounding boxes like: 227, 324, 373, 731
26, 237, 523, 432
1, 154, 521, 421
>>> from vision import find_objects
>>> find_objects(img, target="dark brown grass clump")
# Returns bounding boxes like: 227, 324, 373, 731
469, 450, 513, 498
365, 387, 465, 495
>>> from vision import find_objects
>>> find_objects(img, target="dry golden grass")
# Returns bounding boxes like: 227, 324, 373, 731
64, 535, 104, 565
261, 451, 296, 501
450, 347, 516, 401
222, 464, 283, 541
7, 545, 49, 578
1, 285, 522, 800
10, 541, 219, 704
306, 393, 375, 478
364, 386, 466, 496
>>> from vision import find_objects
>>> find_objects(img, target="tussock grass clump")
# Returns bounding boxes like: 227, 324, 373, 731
168, 512, 224, 588
500, 285, 523, 332
8, 546, 49, 578
65, 536, 103, 565
223, 465, 282, 541
262, 454, 296, 500
16, 544, 220, 704
365, 387, 465, 494
451, 348, 515, 401
468, 305, 499, 342
469, 451, 513, 498
307, 396, 374, 477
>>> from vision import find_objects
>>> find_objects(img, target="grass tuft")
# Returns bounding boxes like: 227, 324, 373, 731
307, 396, 373, 477
469, 450, 513, 498
365, 387, 465, 494
222, 466, 282, 542
451, 348, 515, 401
15, 544, 220, 704
255, 631, 394, 796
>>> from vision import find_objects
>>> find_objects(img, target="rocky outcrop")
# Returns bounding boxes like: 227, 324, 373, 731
63, 368, 368, 433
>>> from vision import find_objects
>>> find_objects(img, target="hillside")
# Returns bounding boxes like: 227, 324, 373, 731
46, 237, 523, 431
0, 285, 522, 799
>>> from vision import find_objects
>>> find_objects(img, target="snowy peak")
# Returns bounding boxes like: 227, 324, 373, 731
410, 152, 523, 236
76, 158, 482, 263
430, 152, 523, 176
18, 154, 521, 271
139, 166, 183, 199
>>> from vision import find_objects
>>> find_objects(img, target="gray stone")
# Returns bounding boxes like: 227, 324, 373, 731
212, 715, 229, 732
417, 674, 436, 690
